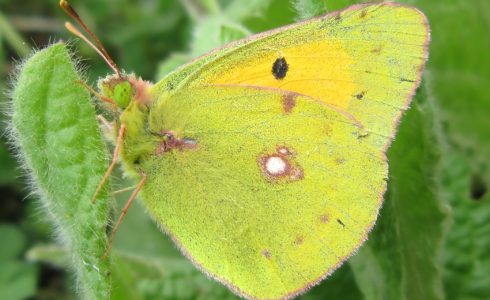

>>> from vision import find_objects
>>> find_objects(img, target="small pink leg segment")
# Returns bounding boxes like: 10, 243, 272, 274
92, 124, 126, 204
103, 174, 147, 258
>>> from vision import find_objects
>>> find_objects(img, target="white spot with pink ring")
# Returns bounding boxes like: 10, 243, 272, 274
265, 156, 288, 175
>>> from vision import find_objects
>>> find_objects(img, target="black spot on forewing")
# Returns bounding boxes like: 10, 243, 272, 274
337, 219, 345, 227
272, 57, 288, 80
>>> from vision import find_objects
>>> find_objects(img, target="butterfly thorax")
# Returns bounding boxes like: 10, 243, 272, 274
98, 73, 158, 176
98, 72, 199, 176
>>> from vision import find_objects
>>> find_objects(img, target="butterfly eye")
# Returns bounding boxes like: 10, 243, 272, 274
113, 81, 132, 108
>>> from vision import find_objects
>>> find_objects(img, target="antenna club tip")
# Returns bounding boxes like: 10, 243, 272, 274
61, 0, 120, 77
64, 22, 78, 34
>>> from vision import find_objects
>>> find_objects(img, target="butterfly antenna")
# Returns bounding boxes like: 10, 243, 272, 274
74, 80, 118, 108
60, 0, 121, 77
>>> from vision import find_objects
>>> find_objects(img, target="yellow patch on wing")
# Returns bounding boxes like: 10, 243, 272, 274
210, 40, 356, 109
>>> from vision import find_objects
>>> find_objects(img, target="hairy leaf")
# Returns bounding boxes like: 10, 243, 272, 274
9, 43, 112, 299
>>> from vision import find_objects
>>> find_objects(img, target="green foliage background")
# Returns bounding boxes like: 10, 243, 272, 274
0, 0, 489, 299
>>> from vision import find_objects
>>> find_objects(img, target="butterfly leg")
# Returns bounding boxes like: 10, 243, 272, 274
97, 115, 113, 131
92, 123, 125, 203
103, 173, 147, 258
111, 185, 137, 196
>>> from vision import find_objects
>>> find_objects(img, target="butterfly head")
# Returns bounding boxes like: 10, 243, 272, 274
99, 73, 153, 110
60, 1, 153, 110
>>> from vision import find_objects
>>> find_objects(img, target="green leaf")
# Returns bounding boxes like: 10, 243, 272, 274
0, 262, 37, 300
0, 141, 20, 185
155, 53, 191, 81
219, 21, 250, 45
0, 224, 25, 261
350, 90, 447, 300
0, 11, 30, 57
224, 0, 273, 22
0, 225, 37, 300
26, 244, 70, 270
191, 16, 249, 57
181, 0, 220, 20
199, 0, 221, 15
9, 43, 112, 299
191, 17, 224, 56
240, 0, 295, 33
298, 264, 363, 300
415, 0, 490, 298
110, 251, 238, 300
291, 0, 328, 20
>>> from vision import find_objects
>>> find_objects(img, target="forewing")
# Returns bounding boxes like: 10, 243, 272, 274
154, 2, 429, 151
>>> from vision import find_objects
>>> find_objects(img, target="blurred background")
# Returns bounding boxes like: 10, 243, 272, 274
0, 0, 489, 299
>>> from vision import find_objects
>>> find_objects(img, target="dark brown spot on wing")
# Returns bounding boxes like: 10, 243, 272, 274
355, 91, 366, 100
282, 93, 296, 113
320, 214, 328, 224
324, 124, 333, 137
335, 157, 346, 165
360, 9, 368, 18
261, 249, 271, 259
356, 128, 369, 139
276, 145, 293, 156
371, 45, 383, 54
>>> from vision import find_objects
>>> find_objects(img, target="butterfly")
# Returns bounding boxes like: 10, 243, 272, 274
62, 1, 430, 299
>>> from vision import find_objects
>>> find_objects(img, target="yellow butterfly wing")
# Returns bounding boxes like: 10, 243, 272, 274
141, 85, 385, 299
154, 2, 429, 151
130, 2, 430, 299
